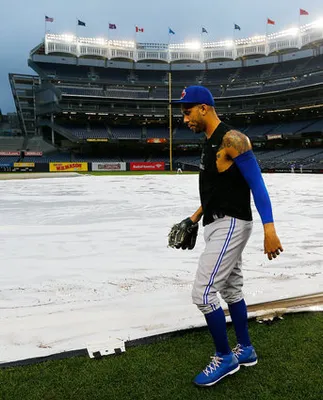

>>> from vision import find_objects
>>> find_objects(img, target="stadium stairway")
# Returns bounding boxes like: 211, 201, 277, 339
38, 121, 80, 143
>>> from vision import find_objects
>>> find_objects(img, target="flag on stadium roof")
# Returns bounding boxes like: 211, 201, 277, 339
78, 20, 86, 27
169, 27, 175, 35
45, 16, 54, 23
109, 23, 117, 29
136, 26, 144, 33
267, 18, 275, 25
234, 24, 241, 30
202, 27, 208, 34
300, 8, 309, 16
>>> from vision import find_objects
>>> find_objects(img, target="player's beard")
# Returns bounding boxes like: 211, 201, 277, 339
188, 121, 204, 134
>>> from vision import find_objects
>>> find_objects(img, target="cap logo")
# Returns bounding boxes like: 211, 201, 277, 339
180, 89, 186, 99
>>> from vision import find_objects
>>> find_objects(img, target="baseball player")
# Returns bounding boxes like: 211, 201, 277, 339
168, 86, 283, 387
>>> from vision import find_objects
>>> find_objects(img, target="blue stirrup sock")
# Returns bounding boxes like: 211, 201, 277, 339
228, 299, 251, 346
205, 307, 231, 355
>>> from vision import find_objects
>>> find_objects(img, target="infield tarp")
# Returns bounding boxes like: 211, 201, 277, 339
0, 174, 322, 363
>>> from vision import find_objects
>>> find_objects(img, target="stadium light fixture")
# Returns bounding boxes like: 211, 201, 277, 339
203, 41, 230, 48
47, 33, 76, 42
268, 27, 299, 40
225, 41, 234, 49
168, 41, 201, 50
287, 27, 299, 37
61, 34, 75, 43
108, 40, 135, 48
95, 38, 106, 45
235, 35, 266, 45
183, 41, 201, 50
312, 18, 323, 29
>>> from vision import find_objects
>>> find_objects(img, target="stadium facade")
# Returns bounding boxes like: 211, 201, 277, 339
5, 19, 323, 172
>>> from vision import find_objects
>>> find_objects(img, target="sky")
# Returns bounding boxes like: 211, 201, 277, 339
0, 0, 322, 114
0, 173, 322, 363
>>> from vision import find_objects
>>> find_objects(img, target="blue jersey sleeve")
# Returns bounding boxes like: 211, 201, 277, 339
233, 150, 274, 224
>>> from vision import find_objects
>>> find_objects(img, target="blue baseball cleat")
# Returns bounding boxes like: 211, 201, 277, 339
232, 344, 258, 366
193, 352, 240, 387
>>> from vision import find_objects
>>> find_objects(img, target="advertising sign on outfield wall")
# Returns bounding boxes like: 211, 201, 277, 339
130, 162, 165, 171
49, 162, 88, 172
0, 151, 20, 156
92, 162, 126, 171
13, 163, 35, 168
0, 163, 12, 172
24, 151, 43, 156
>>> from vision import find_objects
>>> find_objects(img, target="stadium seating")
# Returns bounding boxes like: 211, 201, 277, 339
174, 128, 203, 142
297, 119, 323, 134
0, 137, 24, 150
146, 127, 170, 138
257, 148, 323, 169
6, 38, 323, 171
243, 124, 277, 138
60, 87, 106, 97
0, 156, 19, 163
110, 127, 142, 140
266, 121, 315, 136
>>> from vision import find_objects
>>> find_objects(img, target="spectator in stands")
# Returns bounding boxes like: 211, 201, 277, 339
169, 86, 283, 387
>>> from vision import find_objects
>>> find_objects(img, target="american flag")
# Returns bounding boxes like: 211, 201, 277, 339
300, 8, 309, 16
45, 16, 54, 23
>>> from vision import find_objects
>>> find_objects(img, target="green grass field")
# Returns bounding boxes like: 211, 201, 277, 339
80, 171, 197, 175
0, 312, 322, 400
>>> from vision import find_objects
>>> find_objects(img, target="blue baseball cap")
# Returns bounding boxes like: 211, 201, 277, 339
172, 85, 215, 107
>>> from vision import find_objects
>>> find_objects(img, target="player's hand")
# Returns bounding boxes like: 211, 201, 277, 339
263, 223, 283, 260
168, 217, 199, 250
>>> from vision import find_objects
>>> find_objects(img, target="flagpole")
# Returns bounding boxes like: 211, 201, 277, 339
265, 18, 268, 55
45, 16, 47, 38
200, 28, 203, 66
298, 12, 301, 48
134, 25, 137, 47
168, 71, 173, 172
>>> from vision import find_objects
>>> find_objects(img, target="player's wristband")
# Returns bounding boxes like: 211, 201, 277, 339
234, 150, 274, 224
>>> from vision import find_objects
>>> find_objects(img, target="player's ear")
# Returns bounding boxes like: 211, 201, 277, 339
199, 104, 207, 115
198, 104, 204, 115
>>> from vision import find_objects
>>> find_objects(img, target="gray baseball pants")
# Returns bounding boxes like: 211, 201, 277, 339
192, 216, 253, 314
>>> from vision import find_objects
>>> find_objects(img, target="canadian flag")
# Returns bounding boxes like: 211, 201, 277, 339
136, 26, 144, 33
267, 18, 275, 25
300, 8, 309, 16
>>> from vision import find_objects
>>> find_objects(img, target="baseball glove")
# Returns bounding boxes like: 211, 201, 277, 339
168, 217, 199, 250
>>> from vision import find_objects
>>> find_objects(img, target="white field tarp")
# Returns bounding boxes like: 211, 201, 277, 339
0, 174, 322, 363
